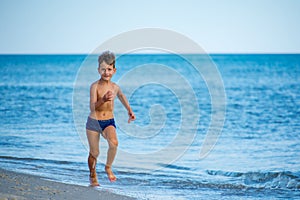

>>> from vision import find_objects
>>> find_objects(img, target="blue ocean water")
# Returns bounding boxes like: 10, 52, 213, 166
0, 54, 300, 199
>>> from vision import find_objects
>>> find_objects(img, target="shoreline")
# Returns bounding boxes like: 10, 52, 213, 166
0, 168, 136, 200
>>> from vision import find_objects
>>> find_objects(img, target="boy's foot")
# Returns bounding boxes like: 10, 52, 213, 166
89, 173, 100, 186
105, 166, 117, 182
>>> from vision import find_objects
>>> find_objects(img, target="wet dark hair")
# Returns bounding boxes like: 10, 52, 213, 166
98, 51, 116, 68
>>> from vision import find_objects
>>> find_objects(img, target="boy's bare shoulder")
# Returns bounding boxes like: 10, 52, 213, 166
111, 82, 119, 87
90, 80, 99, 88
111, 82, 120, 91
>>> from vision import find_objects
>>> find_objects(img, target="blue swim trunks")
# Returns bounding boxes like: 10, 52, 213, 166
86, 117, 116, 133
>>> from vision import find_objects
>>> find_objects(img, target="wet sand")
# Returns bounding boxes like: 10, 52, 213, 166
0, 168, 136, 200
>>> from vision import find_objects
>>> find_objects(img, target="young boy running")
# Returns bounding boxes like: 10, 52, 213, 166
86, 51, 135, 186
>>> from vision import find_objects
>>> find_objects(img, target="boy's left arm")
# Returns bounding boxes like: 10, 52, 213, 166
116, 86, 136, 123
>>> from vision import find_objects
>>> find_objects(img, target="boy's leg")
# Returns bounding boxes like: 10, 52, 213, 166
102, 126, 118, 182
86, 129, 100, 186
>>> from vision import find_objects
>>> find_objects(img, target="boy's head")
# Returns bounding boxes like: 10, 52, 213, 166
98, 51, 116, 81
98, 51, 116, 68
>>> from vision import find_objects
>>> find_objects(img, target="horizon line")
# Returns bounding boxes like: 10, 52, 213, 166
0, 52, 300, 55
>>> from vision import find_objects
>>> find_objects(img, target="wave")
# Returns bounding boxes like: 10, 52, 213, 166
0, 155, 80, 166
157, 163, 191, 171
207, 169, 300, 190
116, 168, 300, 194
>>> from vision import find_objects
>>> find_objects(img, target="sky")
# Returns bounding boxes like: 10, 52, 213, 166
0, 0, 300, 54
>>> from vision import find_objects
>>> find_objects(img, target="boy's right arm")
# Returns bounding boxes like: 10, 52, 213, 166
89, 83, 105, 112
89, 83, 98, 112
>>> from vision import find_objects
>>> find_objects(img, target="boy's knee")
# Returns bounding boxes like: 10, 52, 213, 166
90, 151, 99, 158
109, 139, 118, 148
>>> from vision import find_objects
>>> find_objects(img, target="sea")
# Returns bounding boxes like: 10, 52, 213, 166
0, 54, 300, 199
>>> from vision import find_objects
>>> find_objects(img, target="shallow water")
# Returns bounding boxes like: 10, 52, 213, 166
0, 54, 300, 199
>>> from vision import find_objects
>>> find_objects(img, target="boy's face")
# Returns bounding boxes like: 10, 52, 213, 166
98, 61, 116, 81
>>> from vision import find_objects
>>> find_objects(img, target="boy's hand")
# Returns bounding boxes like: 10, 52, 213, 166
128, 111, 136, 123
103, 90, 114, 102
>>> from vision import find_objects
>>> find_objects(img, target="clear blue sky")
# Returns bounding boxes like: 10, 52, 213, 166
1, 0, 299, 54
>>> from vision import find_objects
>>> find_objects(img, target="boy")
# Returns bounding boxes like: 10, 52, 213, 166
86, 51, 135, 186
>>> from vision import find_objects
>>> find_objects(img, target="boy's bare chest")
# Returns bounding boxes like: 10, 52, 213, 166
96, 85, 116, 98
